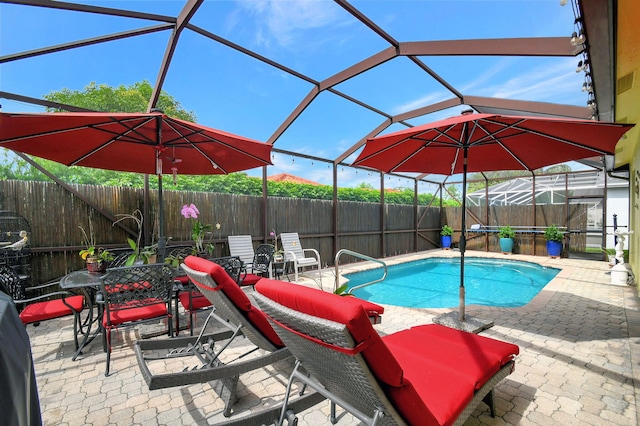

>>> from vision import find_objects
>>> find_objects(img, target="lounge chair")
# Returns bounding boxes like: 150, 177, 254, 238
175, 255, 243, 335
279, 232, 321, 282
134, 256, 324, 418
253, 280, 520, 426
227, 235, 255, 273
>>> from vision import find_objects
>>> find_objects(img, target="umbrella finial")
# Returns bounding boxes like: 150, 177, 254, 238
461, 109, 474, 115
150, 108, 164, 114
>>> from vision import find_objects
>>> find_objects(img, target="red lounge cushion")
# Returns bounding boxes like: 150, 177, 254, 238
345, 296, 384, 320
255, 279, 402, 387
178, 291, 212, 311
104, 299, 168, 326
19, 295, 85, 324
184, 256, 284, 348
408, 324, 519, 368
385, 341, 476, 426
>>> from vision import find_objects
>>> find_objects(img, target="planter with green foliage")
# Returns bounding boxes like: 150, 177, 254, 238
544, 224, 563, 258
440, 225, 453, 249
498, 226, 515, 254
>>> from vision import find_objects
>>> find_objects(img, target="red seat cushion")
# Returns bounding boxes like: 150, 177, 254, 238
175, 275, 190, 286
19, 295, 85, 324
240, 274, 262, 286
184, 256, 284, 348
178, 290, 212, 311
103, 298, 168, 326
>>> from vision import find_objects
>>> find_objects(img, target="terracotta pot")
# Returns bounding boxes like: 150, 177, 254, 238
86, 258, 106, 273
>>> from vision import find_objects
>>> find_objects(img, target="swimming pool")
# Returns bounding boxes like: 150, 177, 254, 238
344, 257, 559, 308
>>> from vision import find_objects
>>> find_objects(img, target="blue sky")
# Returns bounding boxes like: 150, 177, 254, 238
0, 0, 589, 191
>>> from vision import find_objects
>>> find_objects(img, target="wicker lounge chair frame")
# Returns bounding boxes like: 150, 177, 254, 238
253, 283, 518, 426
134, 258, 323, 418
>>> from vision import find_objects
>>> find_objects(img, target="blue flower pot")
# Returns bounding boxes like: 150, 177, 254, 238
546, 240, 562, 258
441, 235, 452, 249
499, 238, 514, 254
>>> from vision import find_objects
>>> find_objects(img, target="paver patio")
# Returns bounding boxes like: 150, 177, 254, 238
26, 250, 640, 425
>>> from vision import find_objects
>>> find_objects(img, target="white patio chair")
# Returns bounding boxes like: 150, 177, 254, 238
280, 232, 321, 282
227, 235, 254, 272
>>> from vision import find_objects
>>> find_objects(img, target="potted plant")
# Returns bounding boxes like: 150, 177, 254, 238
544, 224, 564, 258
79, 222, 113, 272
181, 203, 218, 257
498, 225, 515, 254
440, 225, 453, 249
270, 229, 285, 261
113, 210, 158, 265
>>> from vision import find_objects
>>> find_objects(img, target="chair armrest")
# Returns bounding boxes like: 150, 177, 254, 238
283, 250, 299, 262
302, 248, 321, 262
15, 290, 80, 305
24, 280, 64, 293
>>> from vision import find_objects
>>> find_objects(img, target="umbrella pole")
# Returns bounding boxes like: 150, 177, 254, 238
156, 116, 166, 262
157, 174, 166, 262
459, 144, 468, 322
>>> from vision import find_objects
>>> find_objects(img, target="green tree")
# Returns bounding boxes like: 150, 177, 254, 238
44, 81, 197, 121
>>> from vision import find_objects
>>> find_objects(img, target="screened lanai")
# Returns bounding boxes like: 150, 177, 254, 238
0, 0, 626, 274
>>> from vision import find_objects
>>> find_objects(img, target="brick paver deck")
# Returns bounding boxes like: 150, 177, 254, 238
27, 250, 640, 425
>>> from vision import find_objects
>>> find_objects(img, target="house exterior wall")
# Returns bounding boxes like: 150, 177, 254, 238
615, 0, 640, 285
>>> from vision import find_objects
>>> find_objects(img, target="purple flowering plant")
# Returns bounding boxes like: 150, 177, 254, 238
181, 203, 212, 253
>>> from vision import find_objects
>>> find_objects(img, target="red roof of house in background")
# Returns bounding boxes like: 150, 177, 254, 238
267, 173, 323, 186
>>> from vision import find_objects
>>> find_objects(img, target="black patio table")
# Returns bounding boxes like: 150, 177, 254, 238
60, 269, 105, 360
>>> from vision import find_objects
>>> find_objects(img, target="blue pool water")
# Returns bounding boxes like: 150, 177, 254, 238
345, 257, 559, 308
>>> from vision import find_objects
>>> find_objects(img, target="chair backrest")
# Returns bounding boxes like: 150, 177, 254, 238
253, 279, 420, 425
108, 248, 135, 268
101, 264, 174, 313
0, 264, 24, 306
252, 244, 274, 275
182, 255, 284, 351
205, 255, 241, 282
279, 233, 305, 261
227, 235, 255, 267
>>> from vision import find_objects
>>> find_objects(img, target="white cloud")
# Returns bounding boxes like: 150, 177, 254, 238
236, 0, 341, 48
391, 91, 451, 116
479, 58, 584, 104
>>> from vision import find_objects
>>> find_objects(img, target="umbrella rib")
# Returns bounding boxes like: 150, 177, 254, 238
358, 124, 460, 172
163, 117, 271, 173
475, 117, 618, 155
69, 117, 157, 166
473, 118, 614, 170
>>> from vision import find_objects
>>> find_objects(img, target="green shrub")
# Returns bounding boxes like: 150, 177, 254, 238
544, 224, 563, 242
441, 225, 454, 236
498, 225, 515, 239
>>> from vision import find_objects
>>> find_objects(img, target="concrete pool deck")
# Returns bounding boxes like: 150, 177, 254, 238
28, 249, 640, 425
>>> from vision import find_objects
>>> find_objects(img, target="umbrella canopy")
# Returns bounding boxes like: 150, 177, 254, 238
0, 111, 272, 175
0, 111, 273, 257
353, 111, 634, 321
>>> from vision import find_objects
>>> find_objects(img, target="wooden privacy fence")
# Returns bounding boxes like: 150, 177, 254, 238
0, 179, 587, 286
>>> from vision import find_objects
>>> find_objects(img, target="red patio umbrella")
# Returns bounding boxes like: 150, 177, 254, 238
352, 110, 634, 321
0, 111, 273, 256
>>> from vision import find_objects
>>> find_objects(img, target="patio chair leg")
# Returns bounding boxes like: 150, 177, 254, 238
105, 329, 112, 376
